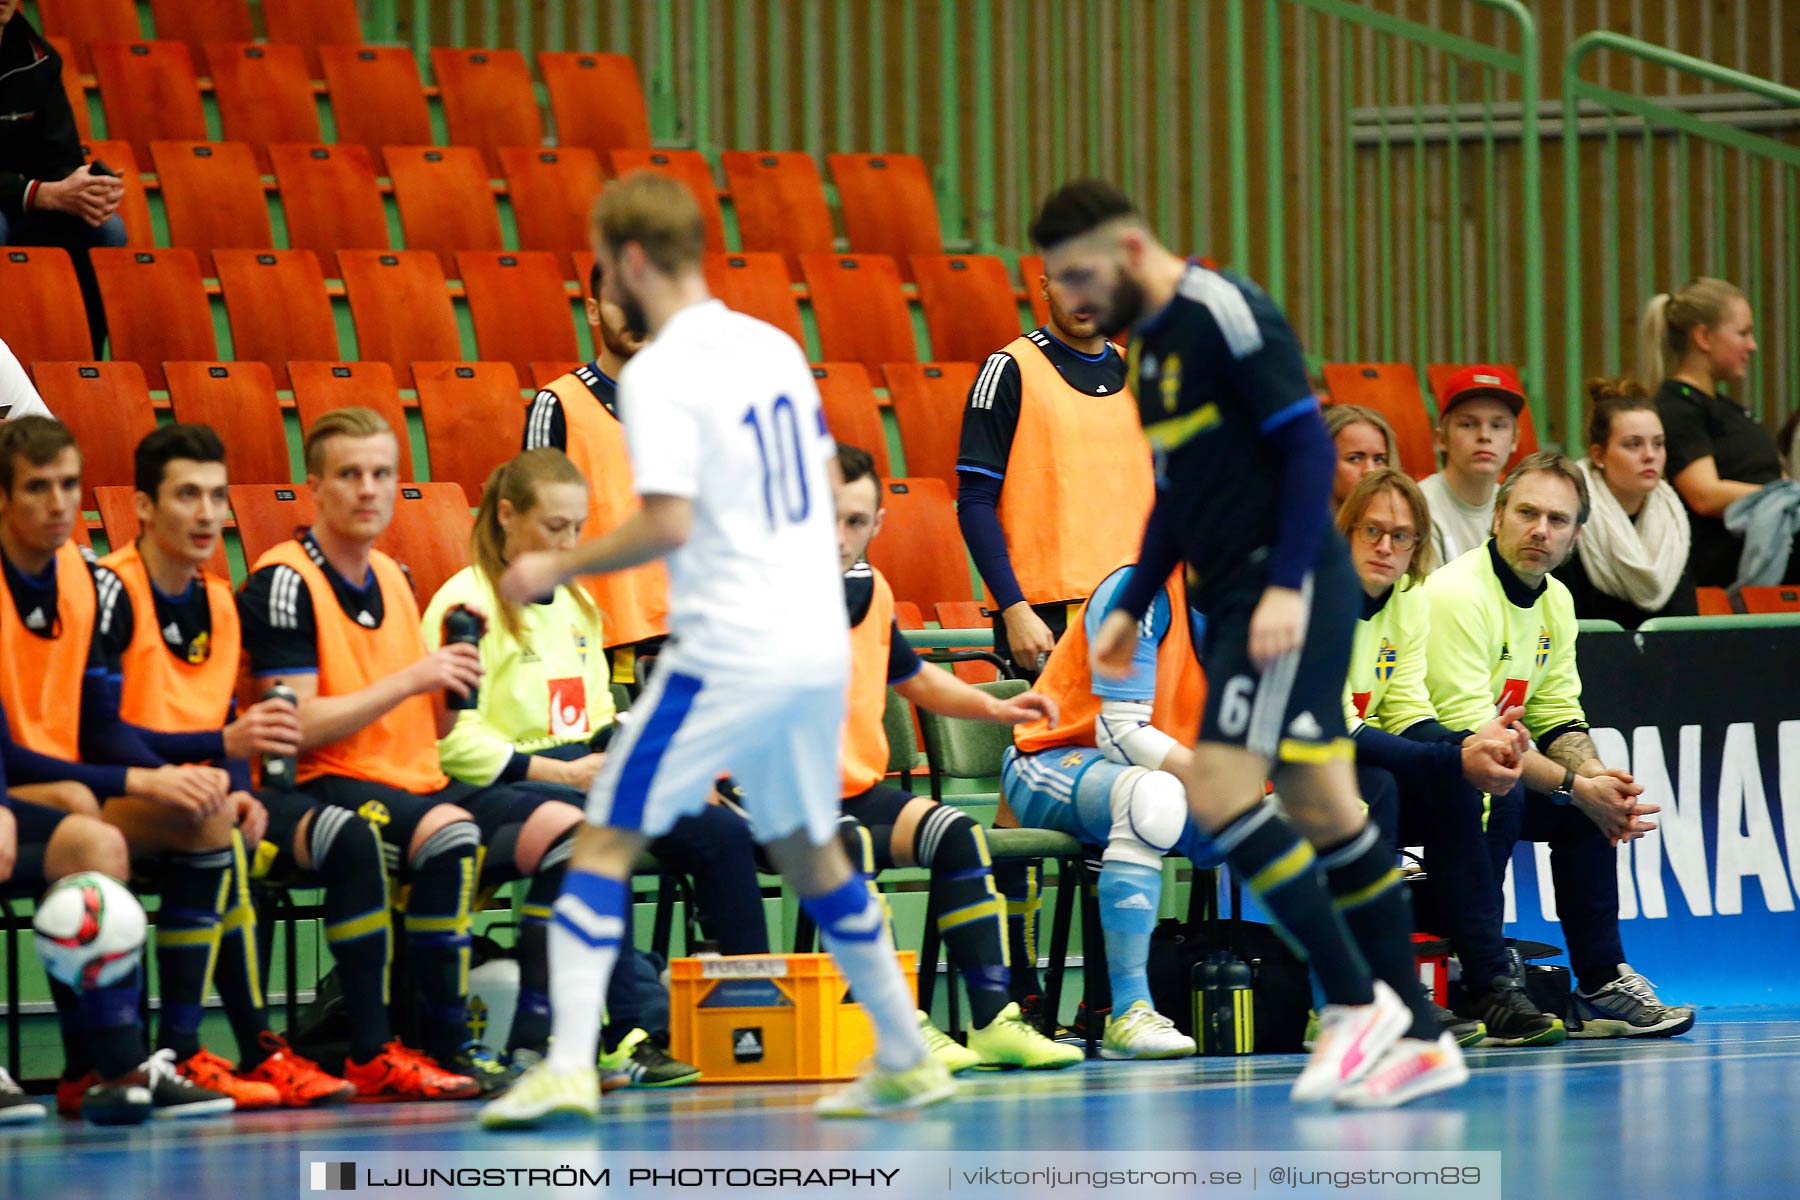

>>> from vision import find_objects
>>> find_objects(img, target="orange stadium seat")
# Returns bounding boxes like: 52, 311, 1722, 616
702, 253, 806, 349
430, 48, 542, 174
269, 143, 390, 276
318, 45, 433, 154
538, 52, 651, 156
383, 146, 503, 275
1694, 587, 1736, 617
215, 250, 339, 389
94, 485, 230, 577
78, 140, 154, 246
206, 42, 321, 170
0, 248, 94, 366
911, 255, 1022, 363
29, 363, 154, 508
932, 600, 999, 683
883, 362, 978, 490
1319, 363, 1437, 479
606, 150, 727, 254
893, 601, 924, 630
288, 361, 416, 480
720, 151, 835, 274
48, 37, 90, 143
865, 477, 973, 607
146, 0, 252, 60
165, 361, 292, 486
35, 0, 139, 71
458, 252, 582, 377
413, 362, 527, 504
91, 248, 216, 389
1739, 587, 1800, 615
1426, 363, 1540, 472
827, 153, 943, 278
150, 141, 273, 273
500, 148, 605, 277
90, 40, 206, 162
383, 483, 479, 604
811, 364, 889, 477
228, 484, 314, 568
261, 0, 363, 76
529, 363, 582, 389
800, 254, 917, 371
1016, 254, 1050, 327
339, 251, 463, 387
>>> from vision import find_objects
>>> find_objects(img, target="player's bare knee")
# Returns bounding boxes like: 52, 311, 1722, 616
569, 820, 642, 878
1106, 767, 1186, 870
291, 807, 317, 871
47, 816, 131, 882
408, 804, 475, 862
513, 801, 584, 874
764, 827, 851, 896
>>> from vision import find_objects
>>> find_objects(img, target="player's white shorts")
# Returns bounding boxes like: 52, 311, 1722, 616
585, 654, 847, 845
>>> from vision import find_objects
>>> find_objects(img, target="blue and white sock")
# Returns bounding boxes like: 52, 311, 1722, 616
1097, 859, 1162, 1014
802, 875, 929, 1072
545, 869, 627, 1072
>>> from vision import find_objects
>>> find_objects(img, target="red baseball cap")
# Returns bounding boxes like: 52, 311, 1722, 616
1438, 364, 1525, 418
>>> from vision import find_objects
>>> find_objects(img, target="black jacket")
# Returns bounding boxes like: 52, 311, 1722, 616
0, 13, 84, 218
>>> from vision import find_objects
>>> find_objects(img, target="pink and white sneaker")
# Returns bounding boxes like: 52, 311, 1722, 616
1290, 980, 1410, 1103
1334, 1032, 1469, 1108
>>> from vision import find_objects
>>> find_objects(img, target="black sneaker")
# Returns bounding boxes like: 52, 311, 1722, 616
1571, 965, 1696, 1039
86, 1049, 236, 1123
599, 1029, 702, 1089
1051, 1002, 1109, 1047
447, 1041, 522, 1097
0, 1067, 46, 1123
1433, 1002, 1487, 1049
1460, 976, 1567, 1047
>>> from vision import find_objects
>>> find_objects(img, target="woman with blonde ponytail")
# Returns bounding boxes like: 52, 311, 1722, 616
1642, 279, 1791, 586
421, 448, 768, 1083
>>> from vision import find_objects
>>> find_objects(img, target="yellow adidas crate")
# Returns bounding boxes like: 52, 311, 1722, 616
668, 952, 919, 1083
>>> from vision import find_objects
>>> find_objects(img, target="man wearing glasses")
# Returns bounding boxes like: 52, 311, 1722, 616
1335, 467, 1563, 1048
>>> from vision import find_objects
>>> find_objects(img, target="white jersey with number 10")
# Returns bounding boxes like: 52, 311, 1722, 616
616, 298, 849, 679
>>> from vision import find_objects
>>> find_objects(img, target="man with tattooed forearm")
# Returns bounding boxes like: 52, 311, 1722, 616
1423, 452, 1695, 1041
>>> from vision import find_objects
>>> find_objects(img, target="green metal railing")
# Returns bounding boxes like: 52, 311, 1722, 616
1560, 32, 1800, 442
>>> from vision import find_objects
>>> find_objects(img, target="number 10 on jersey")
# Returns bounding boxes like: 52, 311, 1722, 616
743, 395, 816, 531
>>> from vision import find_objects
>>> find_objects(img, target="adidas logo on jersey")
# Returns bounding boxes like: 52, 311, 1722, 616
1287, 711, 1324, 740
1112, 893, 1154, 912
1095, 383, 1109, 393
356, 610, 377, 628
163, 621, 183, 645
23, 607, 46, 630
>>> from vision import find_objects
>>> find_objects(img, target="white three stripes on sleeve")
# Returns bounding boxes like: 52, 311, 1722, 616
1179, 269, 1264, 359
268, 565, 303, 631
968, 353, 1011, 411
524, 391, 560, 450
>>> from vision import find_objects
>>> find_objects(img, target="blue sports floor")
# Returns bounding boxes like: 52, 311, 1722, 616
8, 1008, 1799, 1200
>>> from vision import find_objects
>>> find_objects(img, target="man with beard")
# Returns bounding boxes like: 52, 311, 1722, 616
956, 269, 1153, 679
1028, 179, 1464, 1108
1423, 451, 1695, 1040
523, 258, 668, 691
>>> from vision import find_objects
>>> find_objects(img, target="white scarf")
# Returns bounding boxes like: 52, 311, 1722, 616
1573, 458, 1691, 612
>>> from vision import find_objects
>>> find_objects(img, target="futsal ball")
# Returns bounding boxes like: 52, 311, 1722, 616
33, 872, 146, 991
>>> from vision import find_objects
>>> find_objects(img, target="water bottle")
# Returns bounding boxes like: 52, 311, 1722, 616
1195, 951, 1256, 1056
260, 683, 298, 789
441, 605, 485, 711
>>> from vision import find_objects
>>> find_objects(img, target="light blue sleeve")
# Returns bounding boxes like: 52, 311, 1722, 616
1085, 566, 1167, 702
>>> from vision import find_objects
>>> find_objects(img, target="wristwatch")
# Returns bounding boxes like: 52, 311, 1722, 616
1550, 768, 1576, 805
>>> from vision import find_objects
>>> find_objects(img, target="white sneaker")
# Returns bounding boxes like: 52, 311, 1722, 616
1101, 1000, 1197, 1060
1334, 1032, 1469, 1108
478, 1061, 600, 1130
1290, 980, 1410, 1103
816, 1055, 956, 1118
